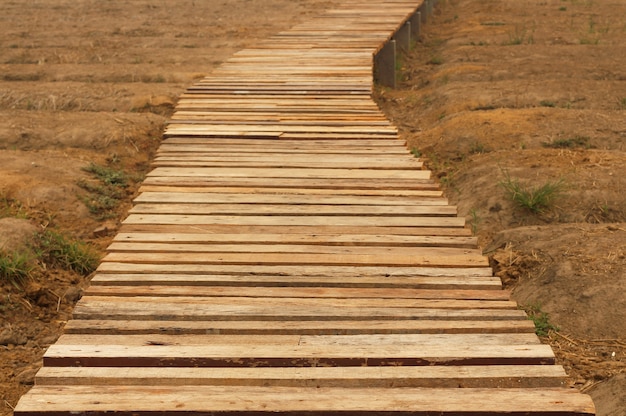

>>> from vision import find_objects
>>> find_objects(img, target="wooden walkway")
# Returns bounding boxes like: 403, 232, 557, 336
16, 1, 595, 415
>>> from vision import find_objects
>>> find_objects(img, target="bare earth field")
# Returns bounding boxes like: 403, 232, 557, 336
1, 0, 624, 415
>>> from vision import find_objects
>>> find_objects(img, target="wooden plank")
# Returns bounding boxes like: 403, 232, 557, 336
93, 263, 496, 279
140, 177, 439, 190
104, 244, 485, 264
72, 296, 517, 313
136, 186, 445, 198
128, 203, 456, 216
164, 123, 397, 135
71, 299, 526, 321
152, 158, 421, 169
62, 319, 536, 335
117, 224, 472, 237
83, 285, 509, 300
133, 192, 448, 206
168, 113, 392, 121
118, 223, 473, 237
14, 386, 596, 415
43, 343, 556, 367
161, 138, 405, 146
146, 167, 429, 180
89, 272, 501, 290
34, 365, 568, 388
100, 251, 488, 268
121, 214, 465, 228
113, 233, 476, 248
156, 144, 410, 154
54, 333, 540, 347
152, 159, 422, 170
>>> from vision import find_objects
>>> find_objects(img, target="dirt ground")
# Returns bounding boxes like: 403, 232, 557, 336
1, 0, 624, 415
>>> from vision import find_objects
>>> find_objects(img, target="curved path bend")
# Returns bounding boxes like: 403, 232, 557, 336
16, 1, 595, 414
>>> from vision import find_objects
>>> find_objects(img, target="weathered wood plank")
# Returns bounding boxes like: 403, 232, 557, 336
136, 186, 445, 197
76, 295, 517, 311
100, 251, 488, 268
34, 365, 568, 388
132, 192, 446, 206
121, 214, 466, 228
73, 295, 518, 313
105, 243, 483, 259
94, 263, 496, 279
128, 203, 456, 217
156, 144, 410, 154
54, 333, 540, 347
89, 272, 501, 290
84, 285, 507, 300
146, 167, 429, 180
43, 343, 556, 367
14, 386, 596, 415
152, 157, 422, 170
71, 298, 527, 321
161, 138, 405, 146
113, 233, 477, 248
117, 224, 472, 237
62, 319, 536, 335
140, 176, 440, 190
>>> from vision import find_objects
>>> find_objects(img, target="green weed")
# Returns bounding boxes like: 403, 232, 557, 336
0, 251, 35, 288
82, 163, 128, 187
523, 303, 559, 336
0, 195, 28, 219
78, 162, 129, 219
35, 230, 99, 275
469, 142, 488, 154
469, 208, 481, 235
499, 169, 565, 214
539, 100, 556, 108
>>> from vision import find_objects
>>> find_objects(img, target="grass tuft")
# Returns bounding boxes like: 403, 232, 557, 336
523, 303, 559, 336
499, 169, 565, 214
0, 251, 35, 288
35, 230, 99, 275
82, 163, 128, 187
539, 100, 556, 108
469, 208, 481, 235
78, 162, 130, 219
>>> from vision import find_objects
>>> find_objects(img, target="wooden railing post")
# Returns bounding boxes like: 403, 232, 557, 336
410, 11, 422, 40
374, 39, 397, 88
374, 0, 433, 88
420, 0, 429, 23
394, 21, 411, 53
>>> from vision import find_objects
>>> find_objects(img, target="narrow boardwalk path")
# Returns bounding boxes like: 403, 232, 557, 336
16, 1, 595, 414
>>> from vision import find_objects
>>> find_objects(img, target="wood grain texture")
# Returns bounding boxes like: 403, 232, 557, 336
15, 386, 596, 414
